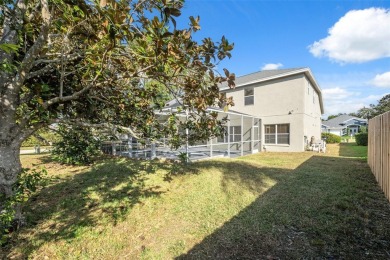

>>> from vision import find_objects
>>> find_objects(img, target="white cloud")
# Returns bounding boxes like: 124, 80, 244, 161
322, 87, 356, 100
309, 8, 390, 63
371, 71, 390, 87
322, 87, 383, 116
322, 87, 359, 115
261, 63, 283, 70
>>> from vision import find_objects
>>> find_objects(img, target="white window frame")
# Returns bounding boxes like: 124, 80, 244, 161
244, 88, 254, 106
264, 124, 290, 145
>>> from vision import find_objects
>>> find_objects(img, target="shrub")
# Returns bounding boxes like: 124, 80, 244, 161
355, 133, 368, 146
321, 133, 341, 144
359, 126, 367, 133
1, 168, 47, 245
52, 125, 101, 165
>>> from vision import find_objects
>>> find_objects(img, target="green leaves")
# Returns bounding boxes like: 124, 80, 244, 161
2, 0, 235, 161
0, 167, 47, 245
52, 125, 102, 165
217, 36, 234, 60
0, 43, 19, 54
164, 7, 181, 17
189, 16, 201, 31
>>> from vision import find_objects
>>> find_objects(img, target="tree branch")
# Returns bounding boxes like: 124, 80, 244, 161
18, 120, 49, 143
33, 52, 82, 65
27, 64, 56, 79
42, 82, 94, 109
42, 47, 111, 109
10, 0, 51, 97
58, 119, 140, 139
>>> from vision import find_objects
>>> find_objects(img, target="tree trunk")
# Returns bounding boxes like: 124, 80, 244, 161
0, 139, 23, 223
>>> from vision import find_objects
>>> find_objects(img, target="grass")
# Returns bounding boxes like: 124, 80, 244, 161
2, 143, 390, 259
341, 136, 355, 143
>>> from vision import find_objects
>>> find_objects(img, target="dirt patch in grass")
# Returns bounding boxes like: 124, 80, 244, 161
2, 143, 390, 259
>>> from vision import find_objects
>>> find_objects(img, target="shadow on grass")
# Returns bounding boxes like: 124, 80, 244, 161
6, 149, 390, 259
8, 156, 294, 258
178, 155, 390, 259
10, 157, 177, 255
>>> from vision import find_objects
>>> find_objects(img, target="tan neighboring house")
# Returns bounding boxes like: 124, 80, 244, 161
220, 68, 324, 152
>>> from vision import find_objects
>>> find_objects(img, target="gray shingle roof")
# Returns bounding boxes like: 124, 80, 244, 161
322, 115, 367, 128
220, 68, 305, 89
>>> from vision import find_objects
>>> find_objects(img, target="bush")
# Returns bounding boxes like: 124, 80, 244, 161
359, 126, 367, 133
1, 168, 47, 245
52, 125, 101, 165
321, 133, 341, 144
355, 133, 368, 146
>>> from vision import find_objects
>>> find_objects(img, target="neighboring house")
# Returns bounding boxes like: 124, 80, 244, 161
220, 67, 324, 152
322, 115, 367, 136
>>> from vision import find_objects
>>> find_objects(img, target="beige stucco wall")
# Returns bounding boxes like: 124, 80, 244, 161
302, 76, 322, 148
222, 73, 322, 152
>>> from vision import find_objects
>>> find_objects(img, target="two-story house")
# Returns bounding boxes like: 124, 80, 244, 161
220, 68, 324, 152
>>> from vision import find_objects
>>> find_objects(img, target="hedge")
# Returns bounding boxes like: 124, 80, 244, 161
321, 133, 341, 143
355, 133, 368, 146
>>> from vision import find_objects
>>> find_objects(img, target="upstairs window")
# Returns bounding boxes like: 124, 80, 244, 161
244, 88, 254, 106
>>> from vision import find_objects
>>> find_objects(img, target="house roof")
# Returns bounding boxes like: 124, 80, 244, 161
221, 68, 302, 87
322, 115, 367, 128
219, 67, 324, 114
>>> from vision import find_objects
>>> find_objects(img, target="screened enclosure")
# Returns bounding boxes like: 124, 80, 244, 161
101, 108, 262, 161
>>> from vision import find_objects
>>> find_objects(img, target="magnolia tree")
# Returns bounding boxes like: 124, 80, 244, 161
0, 0, 235, 223
351, 94, 390, 119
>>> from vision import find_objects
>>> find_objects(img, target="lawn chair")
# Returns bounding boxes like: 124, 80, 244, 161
311, 140, 326, 153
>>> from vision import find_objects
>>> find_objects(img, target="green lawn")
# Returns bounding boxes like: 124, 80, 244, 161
2, 143, 390, 259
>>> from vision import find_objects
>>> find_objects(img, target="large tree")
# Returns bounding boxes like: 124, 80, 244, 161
352, 94, 390, 119
0, 0, 234, 222
373, 94, 390, 116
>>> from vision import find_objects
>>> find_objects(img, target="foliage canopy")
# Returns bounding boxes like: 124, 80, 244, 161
350, 94, 390, 119
0, 0, 235, 229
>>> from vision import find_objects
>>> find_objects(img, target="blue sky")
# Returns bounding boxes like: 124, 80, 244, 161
176, 0, 390, 118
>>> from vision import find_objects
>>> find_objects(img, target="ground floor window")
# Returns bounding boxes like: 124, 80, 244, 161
265, 124, 290, 144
